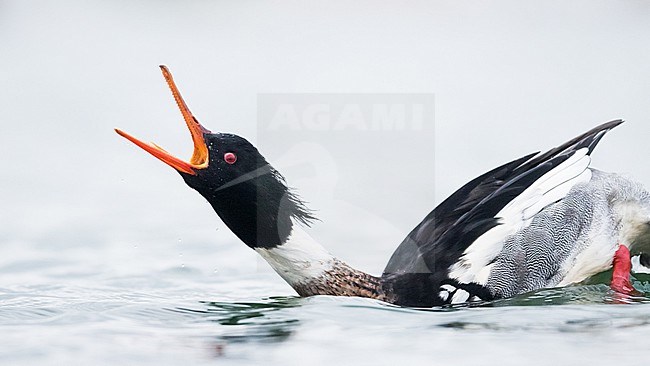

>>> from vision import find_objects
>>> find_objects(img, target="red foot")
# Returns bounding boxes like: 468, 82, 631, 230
611, 244, 637, 295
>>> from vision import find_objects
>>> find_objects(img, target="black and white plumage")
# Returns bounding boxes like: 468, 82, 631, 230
383, 119, 650, 306
117, 67, 650, 308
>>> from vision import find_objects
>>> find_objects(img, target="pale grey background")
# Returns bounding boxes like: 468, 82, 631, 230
2, 0, 650, 277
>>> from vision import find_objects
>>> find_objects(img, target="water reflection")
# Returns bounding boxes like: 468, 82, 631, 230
480, 271, 650, 307
171, 296, 303, 346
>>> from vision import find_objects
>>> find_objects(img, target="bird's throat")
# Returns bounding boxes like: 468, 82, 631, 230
255, 226, 390, 301
255, 226, 334, 283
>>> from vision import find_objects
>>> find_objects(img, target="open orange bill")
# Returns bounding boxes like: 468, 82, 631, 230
115, 65, 211, 175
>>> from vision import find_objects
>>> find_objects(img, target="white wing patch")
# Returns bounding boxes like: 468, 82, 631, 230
438, 290, 450, 302
451, 289, 470, 303
440, 284, 456, 292
449, 148, 593, 285
438, 284, 482, 304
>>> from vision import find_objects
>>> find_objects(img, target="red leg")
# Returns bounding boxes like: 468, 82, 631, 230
611, 244, 637, 295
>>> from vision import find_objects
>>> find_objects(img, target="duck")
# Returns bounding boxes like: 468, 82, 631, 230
116, 66, 650, 307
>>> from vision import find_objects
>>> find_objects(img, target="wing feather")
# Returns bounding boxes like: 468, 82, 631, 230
382, 120, 623, 306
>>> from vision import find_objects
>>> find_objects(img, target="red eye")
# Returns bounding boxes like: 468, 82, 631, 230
224, 152, 237, 164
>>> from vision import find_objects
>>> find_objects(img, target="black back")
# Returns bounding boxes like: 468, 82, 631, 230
382, 120, 623, 306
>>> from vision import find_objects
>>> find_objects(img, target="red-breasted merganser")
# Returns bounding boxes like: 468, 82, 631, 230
116, 66, 649, 307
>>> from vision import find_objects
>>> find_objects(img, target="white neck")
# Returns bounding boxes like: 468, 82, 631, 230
255, 224, 336, 286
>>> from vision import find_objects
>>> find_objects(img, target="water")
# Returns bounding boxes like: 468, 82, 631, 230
2, 232, 649, 365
